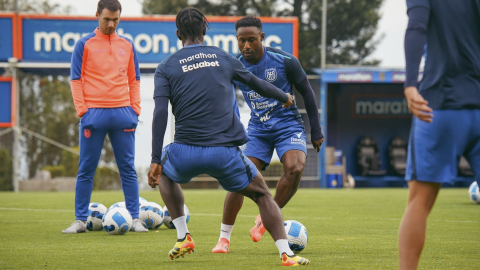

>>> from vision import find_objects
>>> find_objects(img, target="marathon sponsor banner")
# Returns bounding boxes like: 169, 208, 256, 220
19, 15, 297, 63
0, 14, 15, 61
351, 94, 411, 118
337, 72, 373, 83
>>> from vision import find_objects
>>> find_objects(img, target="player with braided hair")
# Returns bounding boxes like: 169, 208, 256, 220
148, 7, 310, 266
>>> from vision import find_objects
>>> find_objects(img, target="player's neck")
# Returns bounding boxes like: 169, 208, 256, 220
183, 37, 204, 47
246, 45, 265, 65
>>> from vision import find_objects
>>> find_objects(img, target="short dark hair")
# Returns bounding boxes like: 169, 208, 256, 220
176, 7, 210, 42
97, 0, 122, 15
235, 16, 262, 31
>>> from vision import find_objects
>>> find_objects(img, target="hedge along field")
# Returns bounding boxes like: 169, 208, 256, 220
0, 188, 478, 269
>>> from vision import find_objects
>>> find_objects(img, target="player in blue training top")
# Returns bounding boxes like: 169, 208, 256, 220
400, 1, 480, 269
212, 16, 324, 253
148, 7, 310, 267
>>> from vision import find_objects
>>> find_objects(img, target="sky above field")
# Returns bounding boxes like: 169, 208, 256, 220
49, 0, 408, 68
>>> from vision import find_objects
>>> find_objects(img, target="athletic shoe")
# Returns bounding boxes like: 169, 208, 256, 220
281, 253, 310, 266
249, 214, 266, 242
212, 238, 230, 253
62, 220, 86, 234
130, 219, 148, 232
169, 233, 195, 260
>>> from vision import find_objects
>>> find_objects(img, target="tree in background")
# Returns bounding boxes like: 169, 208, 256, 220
0, 0, 71, 13
143, 0, 383, 69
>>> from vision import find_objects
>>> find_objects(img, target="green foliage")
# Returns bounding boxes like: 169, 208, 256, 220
143, 0, 384, 69
0, 0, 72, 13
93, 166, 121, 190
61, 147, 79, 177
0, 189, 479, 269
40, 165, 65, 178
0, 149, 13, 191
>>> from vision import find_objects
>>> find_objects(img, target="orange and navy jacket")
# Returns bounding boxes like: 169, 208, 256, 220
70, 28, 141, 117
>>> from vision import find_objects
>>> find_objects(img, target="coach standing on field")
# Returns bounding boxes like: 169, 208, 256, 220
63, 0, 147, 233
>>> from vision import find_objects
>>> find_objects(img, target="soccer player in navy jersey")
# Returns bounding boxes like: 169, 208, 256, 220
212, 16, 324, 253
400, 1, 480, 269
148, 7, 309, 266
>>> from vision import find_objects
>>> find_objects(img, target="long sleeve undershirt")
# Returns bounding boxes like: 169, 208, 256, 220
294, 78, 324, 141
404, 6, 430, 88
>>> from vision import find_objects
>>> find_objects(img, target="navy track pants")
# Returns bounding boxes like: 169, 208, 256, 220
75, 107, 140, 220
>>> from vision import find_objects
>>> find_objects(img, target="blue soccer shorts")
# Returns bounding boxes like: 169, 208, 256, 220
243, 125, 307, 170
160, 143, 257, 192
406, 109, 480, 185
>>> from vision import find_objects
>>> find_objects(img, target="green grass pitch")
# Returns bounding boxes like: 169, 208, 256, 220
0, 188, 478, 269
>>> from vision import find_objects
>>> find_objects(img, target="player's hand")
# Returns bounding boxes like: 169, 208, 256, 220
404, 86, 433, 122
148, 163, 162, 188
312, 138, 324, 153
282, 93, 294, 108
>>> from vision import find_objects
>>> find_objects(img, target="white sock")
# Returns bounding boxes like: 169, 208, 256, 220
219, 223, 234, 242
275, 239, 294, 257
172, 216, 189, 240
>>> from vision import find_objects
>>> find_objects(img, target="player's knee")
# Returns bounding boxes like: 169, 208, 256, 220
285, 163, 305, 181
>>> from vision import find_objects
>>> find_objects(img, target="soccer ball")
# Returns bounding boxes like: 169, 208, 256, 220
163, 204, 190, 229
468, 181, 480, 204
102, 207, 132, 235
139, 197, 148, 205
87, 202, 107, 231
139, 202, 164, 230
109, 201, 125, 209
284, 220, 308, 253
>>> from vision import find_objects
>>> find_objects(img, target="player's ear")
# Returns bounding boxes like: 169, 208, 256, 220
96, 11, 99, 20
261, 32, 265, 42
176, 30, 182, 41
202, 25, 206, 36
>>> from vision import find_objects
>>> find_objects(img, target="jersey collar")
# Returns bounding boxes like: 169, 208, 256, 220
94, 28, 118, 39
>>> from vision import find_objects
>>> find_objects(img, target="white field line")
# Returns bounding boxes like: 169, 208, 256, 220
0, 207, 477, 223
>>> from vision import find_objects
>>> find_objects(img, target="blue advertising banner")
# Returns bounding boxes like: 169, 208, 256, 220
0, 79, 12, 127
0, 15, 14, 61
19, 15, 297, 63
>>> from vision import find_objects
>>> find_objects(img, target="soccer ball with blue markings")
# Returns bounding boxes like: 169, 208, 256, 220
284, 220, 308, 253
468, 181, 480, 204
109, 201, 126, 209
87, 202, 107, 231
102, 207, 132, 235
139, 202, 164, 230
163, 204, 190, 229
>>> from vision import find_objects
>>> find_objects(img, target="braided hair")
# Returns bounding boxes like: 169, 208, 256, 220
176, 7, 210, 43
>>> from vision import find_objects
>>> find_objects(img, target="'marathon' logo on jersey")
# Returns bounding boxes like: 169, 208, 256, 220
351, 95, 410, 118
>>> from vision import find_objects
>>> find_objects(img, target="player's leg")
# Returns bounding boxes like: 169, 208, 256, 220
250, 127, 307, 241
398, 180, 441, 270
215, 148, 309, 266
212, 157, 266, 253
275, 149, 306, 208
63, 109, 106, 233
157, 143, 199, 259
400, 110, 470, 269
108, 107, 146, 232
235, 171, 309, 266
214, 128, 273, 250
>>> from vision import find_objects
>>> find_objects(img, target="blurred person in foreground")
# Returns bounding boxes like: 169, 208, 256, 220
148, 7, 309, 266
212, 16, 324, 253
400, 0, 480, 269
63, 0, 147, 234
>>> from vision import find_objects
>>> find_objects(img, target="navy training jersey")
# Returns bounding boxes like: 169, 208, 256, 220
154, 45, 254, 147
407, 0, 480, 109
235, 47, 307, 129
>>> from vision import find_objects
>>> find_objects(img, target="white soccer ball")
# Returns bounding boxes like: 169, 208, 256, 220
102, 207, 132, 235
284, 220, 308, 253
139, 197, 148, 205
163, 204, 190, 229
468, 181, 480, 204
139, 202, 164, 230
87, 202, 107, 231
109, 201, 126, 209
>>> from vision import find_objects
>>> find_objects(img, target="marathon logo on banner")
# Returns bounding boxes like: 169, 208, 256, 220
351, 95, 411, 118
391, 72, 424, 83
21, 17, 296, 63
337, 72, 373, 82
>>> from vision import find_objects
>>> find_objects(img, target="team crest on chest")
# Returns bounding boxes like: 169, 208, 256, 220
265, 68, 277, 82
